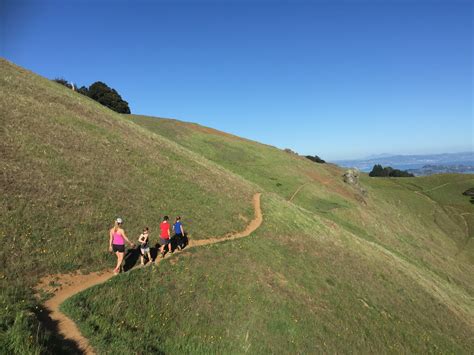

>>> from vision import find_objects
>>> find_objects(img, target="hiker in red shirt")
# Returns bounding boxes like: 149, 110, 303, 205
158, 215, 171, 259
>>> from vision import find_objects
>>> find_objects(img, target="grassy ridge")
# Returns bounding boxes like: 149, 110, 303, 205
127, 115, 359, 204
0, 59, 256, 352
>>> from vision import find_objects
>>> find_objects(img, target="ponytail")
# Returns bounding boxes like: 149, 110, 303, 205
114, 221, 119, 232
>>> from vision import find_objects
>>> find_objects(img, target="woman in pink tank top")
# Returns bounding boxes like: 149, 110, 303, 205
109, 218, 134, 274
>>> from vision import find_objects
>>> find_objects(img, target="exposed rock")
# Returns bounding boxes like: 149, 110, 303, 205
343, 168, 368, 200
343, 168, 360, 185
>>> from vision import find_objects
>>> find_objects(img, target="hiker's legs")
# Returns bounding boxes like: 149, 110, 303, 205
147, 251, 152, 262
140, 254, 144, 265
115, 251, 124, 272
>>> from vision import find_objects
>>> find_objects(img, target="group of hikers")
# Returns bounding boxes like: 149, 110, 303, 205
108, 216, 186, 274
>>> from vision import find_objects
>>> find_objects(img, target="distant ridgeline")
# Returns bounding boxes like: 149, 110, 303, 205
52, 78, 131, 114
369, 164, 414, 177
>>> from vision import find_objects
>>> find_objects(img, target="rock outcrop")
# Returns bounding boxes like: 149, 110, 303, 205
343, 168, 368, 202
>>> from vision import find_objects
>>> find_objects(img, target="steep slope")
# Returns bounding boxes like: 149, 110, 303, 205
129, 115, 359, 206
58, 116, 474, 352
0, 59, 256, 353
1, 60, 473, 353
65, 193, 474, 353
131, 115, 473, 271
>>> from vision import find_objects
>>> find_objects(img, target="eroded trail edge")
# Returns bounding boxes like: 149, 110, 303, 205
36, 193, 263, 355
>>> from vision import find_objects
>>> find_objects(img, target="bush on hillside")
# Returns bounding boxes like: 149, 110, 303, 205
87, 81, 131, 114
305, 155, 326, 163
77, 85, 90, 96
52, 78, 72, 89
284, 148, 298, 155
369, 164, 414, 177
51, 78, 131, 114
462, 188, 474, 197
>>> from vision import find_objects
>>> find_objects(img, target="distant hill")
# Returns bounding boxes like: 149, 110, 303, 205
333, 152, 474, 172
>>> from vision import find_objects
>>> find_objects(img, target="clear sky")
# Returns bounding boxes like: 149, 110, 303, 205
1, 0, 472, 160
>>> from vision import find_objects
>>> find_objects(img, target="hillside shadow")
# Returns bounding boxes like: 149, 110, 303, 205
123, 247, 140, 271
35, 305, 83, 354
171, 233, 189, 251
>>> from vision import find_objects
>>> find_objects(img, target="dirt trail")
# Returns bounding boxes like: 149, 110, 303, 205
36, 193, 262, 355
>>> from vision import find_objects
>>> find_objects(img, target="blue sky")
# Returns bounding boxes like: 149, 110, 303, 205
1, 0, 472, 160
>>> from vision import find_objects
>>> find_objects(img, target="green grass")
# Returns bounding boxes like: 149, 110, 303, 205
2, 58, 474, 353
132, 114, 473, 292
64, 194, 474, 353
0, 59, 255, 352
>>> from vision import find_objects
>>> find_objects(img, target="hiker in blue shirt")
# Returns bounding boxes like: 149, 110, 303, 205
172, 216, 186, 250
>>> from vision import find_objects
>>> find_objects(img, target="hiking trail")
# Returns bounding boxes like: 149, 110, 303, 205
36, 193, 263, 355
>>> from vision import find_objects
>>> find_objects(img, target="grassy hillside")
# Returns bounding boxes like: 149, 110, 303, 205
132, 115, 474, 272
128, 115, 361, 204
1, 60, 473, 353
0, 59, 256, 353
65, 193, 473, 353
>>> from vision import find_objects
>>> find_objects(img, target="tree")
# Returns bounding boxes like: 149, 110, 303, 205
305, 155, 326, 163
87, 81, 131, 114
52, 78, 72, 89
369, 164, 385, 177
77, 86, 89, 96
369, 164, 414, 177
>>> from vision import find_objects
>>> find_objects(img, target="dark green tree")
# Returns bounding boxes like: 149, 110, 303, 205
77, 86, 89, 96
369, 164, 414, 177
369, 164, 385, 177
305, 155, 326, 163
87, 81, 131, 114
52, 78, 72, 89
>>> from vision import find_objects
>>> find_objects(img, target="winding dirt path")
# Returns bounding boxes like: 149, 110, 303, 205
36, 193, 263, 355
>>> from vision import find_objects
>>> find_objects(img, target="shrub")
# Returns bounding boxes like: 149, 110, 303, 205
369, 164, 414, 177
462, 188, 474, 197
87, 81, 131, 114
52, 78, 72, 89
52, 78, 131, 114
305, 155, 326, 164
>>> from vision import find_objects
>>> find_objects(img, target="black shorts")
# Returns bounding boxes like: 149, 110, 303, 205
112, 244, 125, 253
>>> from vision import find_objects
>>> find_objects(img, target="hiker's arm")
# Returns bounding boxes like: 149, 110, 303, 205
108, 230, 113, 251
122, 231, 134, 247
180, 225, 184, 235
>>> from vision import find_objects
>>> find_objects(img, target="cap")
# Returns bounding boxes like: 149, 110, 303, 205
116, 217, 123, 224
